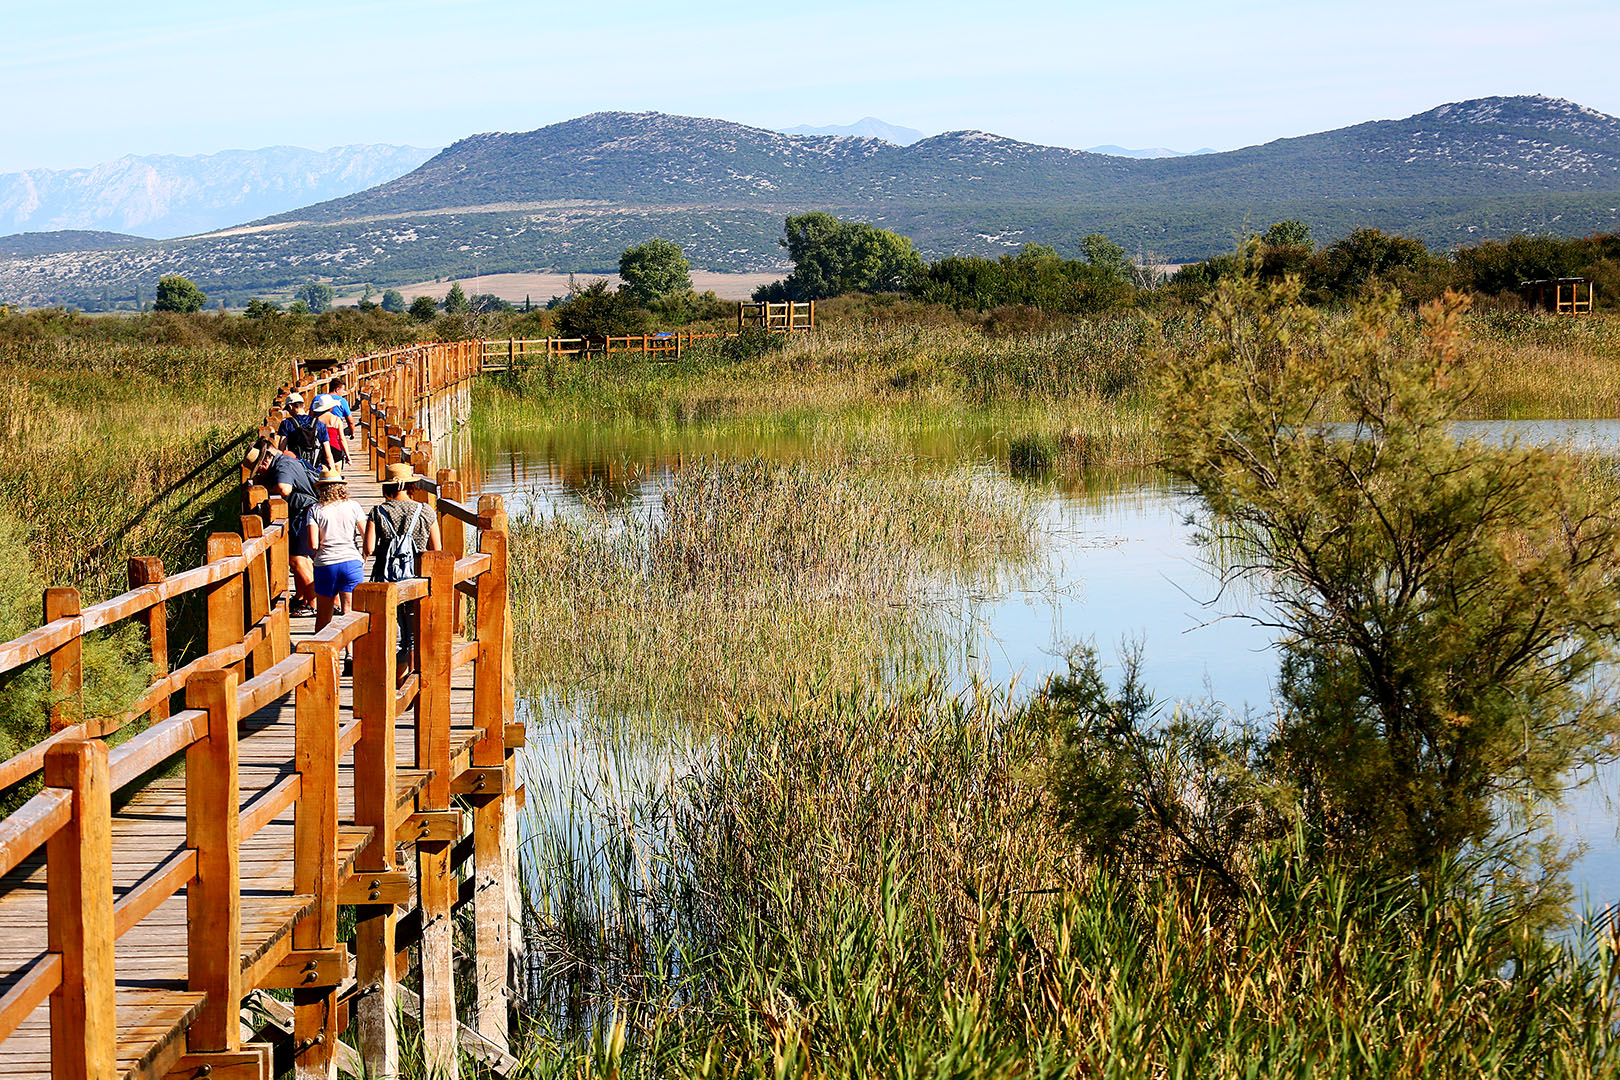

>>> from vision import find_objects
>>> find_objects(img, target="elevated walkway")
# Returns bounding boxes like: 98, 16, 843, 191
0, 342, 519, 1079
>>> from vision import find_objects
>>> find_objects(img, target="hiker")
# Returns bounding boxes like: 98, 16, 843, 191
248, 436, 320, 616
326, 377, 357, 440
306, 467, 367, 632
276, 391, 334, 474
364, 462, 442, 651
311, 394, 349, 465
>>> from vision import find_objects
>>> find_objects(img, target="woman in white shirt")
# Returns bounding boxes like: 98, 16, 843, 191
305, 467, 369, 630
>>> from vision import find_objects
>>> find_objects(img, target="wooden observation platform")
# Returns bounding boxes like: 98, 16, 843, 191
0, 342, 520, 1079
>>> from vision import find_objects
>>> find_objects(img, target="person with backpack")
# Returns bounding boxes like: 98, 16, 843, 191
364, 462, 442, 651
311, 394, 349, 465
276, 392, 334, 475
248, 435, 321, 616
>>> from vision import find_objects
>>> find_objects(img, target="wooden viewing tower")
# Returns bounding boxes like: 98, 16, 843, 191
0, 342, 523, 1079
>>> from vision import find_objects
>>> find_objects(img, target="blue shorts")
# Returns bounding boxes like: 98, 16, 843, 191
313, 560, 364, 598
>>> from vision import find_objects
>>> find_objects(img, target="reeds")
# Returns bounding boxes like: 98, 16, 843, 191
509, 679, 1620, 1077
506, 456, 1040, 723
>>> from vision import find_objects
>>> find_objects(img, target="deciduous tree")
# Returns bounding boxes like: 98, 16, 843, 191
153, 274, 206, 313
619, 239, 692, 304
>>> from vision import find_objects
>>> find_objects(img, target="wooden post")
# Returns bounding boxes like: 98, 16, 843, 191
185, 669, 242, 1052
437, 470, 467, 633
351, 582, 399, 1077
417, 550, 458, 1075
43, 587, 81, 733
205, 533, 247, 681
266, 497, 290, 610
128, 558, 168, 724
44, 739, 115, 1080
240, 515, 273, 676
471, 505, 511, 1050
293, 639, 341, 1080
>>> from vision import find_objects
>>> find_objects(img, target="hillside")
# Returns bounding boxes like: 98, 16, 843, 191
0, 144, 437, 238
3, 95, 1619, 307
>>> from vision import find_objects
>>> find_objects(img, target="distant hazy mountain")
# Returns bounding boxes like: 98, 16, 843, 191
0, 144, 437, 238
780, 118, 926, 145
1085, 144, 1217, 159
5, 95, 1620, 307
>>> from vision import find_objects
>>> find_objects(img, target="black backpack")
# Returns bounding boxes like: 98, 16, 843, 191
285, 415, 323, 468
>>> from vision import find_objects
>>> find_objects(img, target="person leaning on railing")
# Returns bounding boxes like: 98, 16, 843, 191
364, 462, 442, 653
246, 437, 320, 617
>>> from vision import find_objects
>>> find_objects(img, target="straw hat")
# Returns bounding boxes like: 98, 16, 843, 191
384, 462, 420, 485
314, 466, 346, 485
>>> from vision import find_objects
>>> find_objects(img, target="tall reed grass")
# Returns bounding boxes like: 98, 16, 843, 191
509, 678, 1620, 1078
507, 456, 1040, 723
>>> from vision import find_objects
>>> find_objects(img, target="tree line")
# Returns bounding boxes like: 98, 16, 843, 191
748, 212, 1620, 313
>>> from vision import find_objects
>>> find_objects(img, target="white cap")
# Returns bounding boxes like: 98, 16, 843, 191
285, 391, 305, 405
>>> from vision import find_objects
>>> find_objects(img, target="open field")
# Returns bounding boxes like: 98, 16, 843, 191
328, 269, 786, 307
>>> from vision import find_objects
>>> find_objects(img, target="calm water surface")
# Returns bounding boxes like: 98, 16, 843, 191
460, 417, 1620, 912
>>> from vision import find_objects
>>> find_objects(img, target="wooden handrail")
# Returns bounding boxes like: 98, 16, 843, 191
0, 788, 71, 879
107, 710, 206, 792
0, 953, 62, 1042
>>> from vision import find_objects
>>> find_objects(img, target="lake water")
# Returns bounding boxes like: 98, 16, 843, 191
458, 417, 1620, 914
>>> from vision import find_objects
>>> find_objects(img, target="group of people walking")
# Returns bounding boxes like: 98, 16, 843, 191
245, 377, 442, 640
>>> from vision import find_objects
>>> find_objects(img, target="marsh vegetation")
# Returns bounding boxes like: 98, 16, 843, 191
477, 275, 1620, 1075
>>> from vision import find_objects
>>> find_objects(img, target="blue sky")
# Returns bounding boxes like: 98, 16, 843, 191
4, 0, 1618, 172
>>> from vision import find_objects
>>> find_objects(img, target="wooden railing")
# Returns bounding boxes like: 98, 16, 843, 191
0, 339, 520, 1079
479, 304, 815, 369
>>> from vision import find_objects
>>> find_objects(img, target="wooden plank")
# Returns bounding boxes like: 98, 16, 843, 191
129, 558, 170, 725
259, 950, 348, 992
205, 535, 248, 684
185, 670, 241, 1053
44, 739, 116, 1080
0, 954, 60, 1042
416, 550, 459, 1075
0, 788, 70, 880
348, 582, 398, 1077
471, 519, 510, 1051
44, 588, 82, 732
113, 849, 196, 939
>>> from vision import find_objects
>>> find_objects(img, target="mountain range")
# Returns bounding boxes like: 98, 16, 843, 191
0, 144, 436, 238
3, 95, 1619, 308
780, 118, 926, 145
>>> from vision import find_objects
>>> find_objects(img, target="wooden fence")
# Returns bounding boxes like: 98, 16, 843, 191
479, 302, 816, 369
0, 340, 520, 1079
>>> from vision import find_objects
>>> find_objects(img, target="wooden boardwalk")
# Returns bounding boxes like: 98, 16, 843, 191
0, 343, 519, 1079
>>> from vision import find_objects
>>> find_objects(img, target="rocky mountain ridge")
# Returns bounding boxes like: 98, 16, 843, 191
3, 95, 1618, 308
